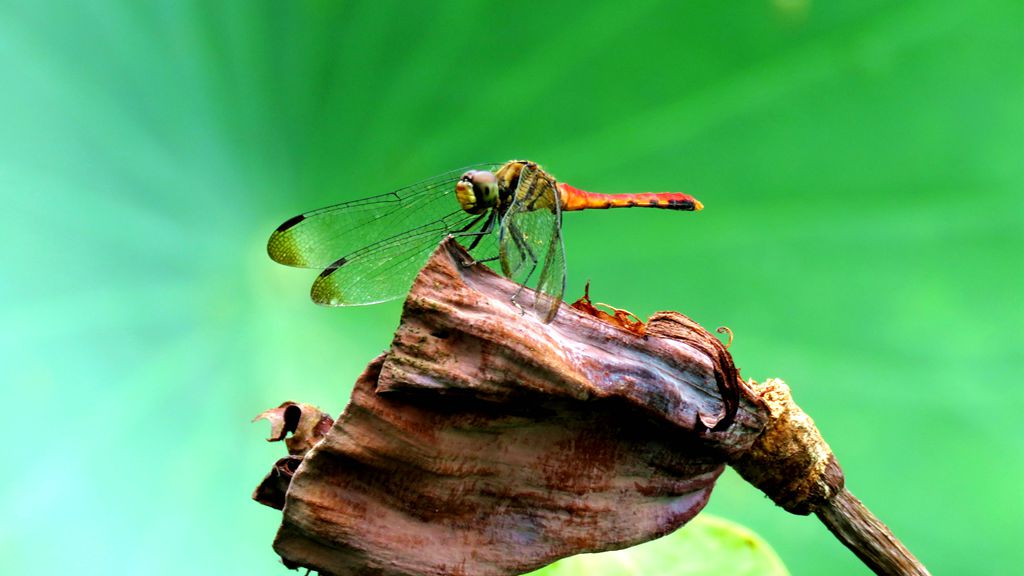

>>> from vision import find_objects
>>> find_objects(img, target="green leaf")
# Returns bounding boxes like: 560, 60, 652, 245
526, 514, 789, 576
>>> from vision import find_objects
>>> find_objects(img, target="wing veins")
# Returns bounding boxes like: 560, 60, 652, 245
322, 209, 474, 274
270, 164, 502, 269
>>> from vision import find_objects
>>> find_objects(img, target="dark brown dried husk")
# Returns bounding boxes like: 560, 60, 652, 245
265, 240, 769, 576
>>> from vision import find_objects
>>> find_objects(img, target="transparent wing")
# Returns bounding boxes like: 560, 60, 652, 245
534, 216, 566, 323
498, 166, 566, 323
311, 208, 495, 306
268, 163, 500, 268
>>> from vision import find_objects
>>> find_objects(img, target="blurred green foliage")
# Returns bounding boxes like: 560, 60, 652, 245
1, 1, 1020, 575
529, 515, 789, 576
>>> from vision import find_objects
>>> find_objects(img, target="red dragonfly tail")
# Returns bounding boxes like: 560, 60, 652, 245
557, 183, 703, 212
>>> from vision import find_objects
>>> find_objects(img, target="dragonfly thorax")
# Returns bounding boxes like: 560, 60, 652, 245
456, 170, 501, 214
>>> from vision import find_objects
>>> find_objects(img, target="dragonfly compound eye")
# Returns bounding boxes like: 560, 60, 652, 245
456, 170, 499, 214
471, 171, 500, 208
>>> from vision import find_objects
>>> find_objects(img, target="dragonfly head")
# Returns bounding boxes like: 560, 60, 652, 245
456, 170, 500, 214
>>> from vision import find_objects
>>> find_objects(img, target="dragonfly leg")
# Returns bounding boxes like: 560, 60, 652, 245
465, 255, 499, 265
460, 211, 497, 251
452, 211, 499, 266
451, 211, 489, 236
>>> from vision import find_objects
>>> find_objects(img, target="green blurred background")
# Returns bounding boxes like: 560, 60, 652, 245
2, 1, 1021, 574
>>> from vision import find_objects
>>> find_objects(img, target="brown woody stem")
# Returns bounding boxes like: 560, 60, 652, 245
817, 489, 930, 576
728, 377, 929, 575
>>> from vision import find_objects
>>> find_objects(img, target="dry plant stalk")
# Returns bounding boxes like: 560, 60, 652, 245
254, 239, 929, 576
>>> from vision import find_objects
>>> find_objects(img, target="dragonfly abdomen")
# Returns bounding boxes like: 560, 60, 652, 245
558, 183, 703, 212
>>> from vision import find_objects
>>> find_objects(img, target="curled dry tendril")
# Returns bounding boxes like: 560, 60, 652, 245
716, 326, 734, 349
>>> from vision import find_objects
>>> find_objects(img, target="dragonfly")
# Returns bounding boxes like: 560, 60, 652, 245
267, 160, 703, 323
